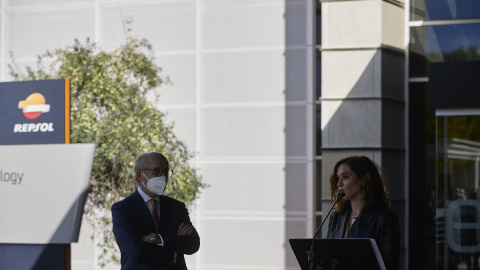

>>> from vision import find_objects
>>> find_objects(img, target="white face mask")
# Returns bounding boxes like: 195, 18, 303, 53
142, 172, 167, 196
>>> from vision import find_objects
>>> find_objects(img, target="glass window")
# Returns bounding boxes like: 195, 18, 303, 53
316, 5, 321, 45
315, 159, 322, 229
316, 104, 322, 156
436, 115, 480, 270
315, 49, 321, 100
409, 23, 480, 77
411, 0, 480, 21
316, 159, 322, 212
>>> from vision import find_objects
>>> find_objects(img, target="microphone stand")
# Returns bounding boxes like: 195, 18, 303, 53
307, 193, 345, 270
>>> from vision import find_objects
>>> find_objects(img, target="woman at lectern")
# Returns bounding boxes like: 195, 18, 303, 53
326, 156, 400, 270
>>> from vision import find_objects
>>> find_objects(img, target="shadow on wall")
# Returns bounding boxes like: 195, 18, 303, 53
321, 49, 406, 268
284, 42, 407, 268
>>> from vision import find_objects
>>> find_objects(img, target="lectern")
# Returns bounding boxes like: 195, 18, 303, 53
0, 144, 95, 270
289, 238, 386, 270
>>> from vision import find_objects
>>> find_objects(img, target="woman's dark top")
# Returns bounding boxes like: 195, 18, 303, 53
326, 203, 401, 270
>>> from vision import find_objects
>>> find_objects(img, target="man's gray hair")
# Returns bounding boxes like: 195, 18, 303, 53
135, 152, 150, 172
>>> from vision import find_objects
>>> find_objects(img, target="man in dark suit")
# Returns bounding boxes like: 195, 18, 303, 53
112, 151, 200, 270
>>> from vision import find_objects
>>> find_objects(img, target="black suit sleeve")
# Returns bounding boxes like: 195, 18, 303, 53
112, 202, 175, 265
161, 201, 200, 255
377, 210, 401, 270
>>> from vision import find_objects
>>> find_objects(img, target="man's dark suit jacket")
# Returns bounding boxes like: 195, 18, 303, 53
326, 204, 400, 270
112, 190, 200, 270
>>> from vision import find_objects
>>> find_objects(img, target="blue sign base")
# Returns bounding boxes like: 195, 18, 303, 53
0, 244, 68, 270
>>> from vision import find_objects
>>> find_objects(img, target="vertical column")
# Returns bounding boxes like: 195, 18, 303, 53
319, 1, 405, 258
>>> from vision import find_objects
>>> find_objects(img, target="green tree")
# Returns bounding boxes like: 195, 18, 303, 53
9, 23, 206, 267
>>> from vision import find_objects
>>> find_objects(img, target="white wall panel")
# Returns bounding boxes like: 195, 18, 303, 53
382, 1, 405, 50
322, 50, 380, 98
201, 219, 285, 268
284, 0, 308, 47
200, 162, 286, 213
156, 107, 198, 151
285, 105, 307, 157
6, 8, 95, 58
6, 0, 92, 6
285, 48, 308, 102
285, 162, 307, 212
201, 106, 285, 158
322, 1, 382, 49
285, 219, 308, 268
202, 50, 285, 103
155, 53, 197, 105
202, 1, 285, 49
101, 1, 196, 52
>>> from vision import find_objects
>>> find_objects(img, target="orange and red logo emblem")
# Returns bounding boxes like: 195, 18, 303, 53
18, 93, 50, 119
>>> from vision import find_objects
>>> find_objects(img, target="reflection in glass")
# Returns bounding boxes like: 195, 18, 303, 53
411, 0, 480, 21
409, 24, 428, 77
436, 115, 480, 270
409, 23, 480, 77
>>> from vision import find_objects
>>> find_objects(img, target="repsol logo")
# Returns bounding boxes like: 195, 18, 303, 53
0, 170, 23, 185
13, 123, 54, 133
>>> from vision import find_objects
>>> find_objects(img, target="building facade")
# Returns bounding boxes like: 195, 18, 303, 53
0, 0, 479, 269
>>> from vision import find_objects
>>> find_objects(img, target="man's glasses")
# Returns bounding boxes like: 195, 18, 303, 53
141, 167, 173, 177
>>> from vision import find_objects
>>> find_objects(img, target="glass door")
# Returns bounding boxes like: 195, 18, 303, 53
436, 113, 480, 270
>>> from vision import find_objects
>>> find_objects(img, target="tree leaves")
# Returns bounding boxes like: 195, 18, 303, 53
9, 24, 205, 267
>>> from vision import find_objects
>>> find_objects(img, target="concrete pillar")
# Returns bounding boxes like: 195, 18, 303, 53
319, 0, 405, 266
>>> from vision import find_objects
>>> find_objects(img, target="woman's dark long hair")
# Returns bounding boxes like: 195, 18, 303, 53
329, 156, 390, 213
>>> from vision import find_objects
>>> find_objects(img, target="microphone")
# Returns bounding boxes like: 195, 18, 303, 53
307, 192, 345, 270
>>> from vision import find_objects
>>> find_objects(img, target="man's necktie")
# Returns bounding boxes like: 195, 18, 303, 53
148, 199, 160, 233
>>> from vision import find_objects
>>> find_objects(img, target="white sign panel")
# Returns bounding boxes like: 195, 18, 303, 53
0, 144, 95, 244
